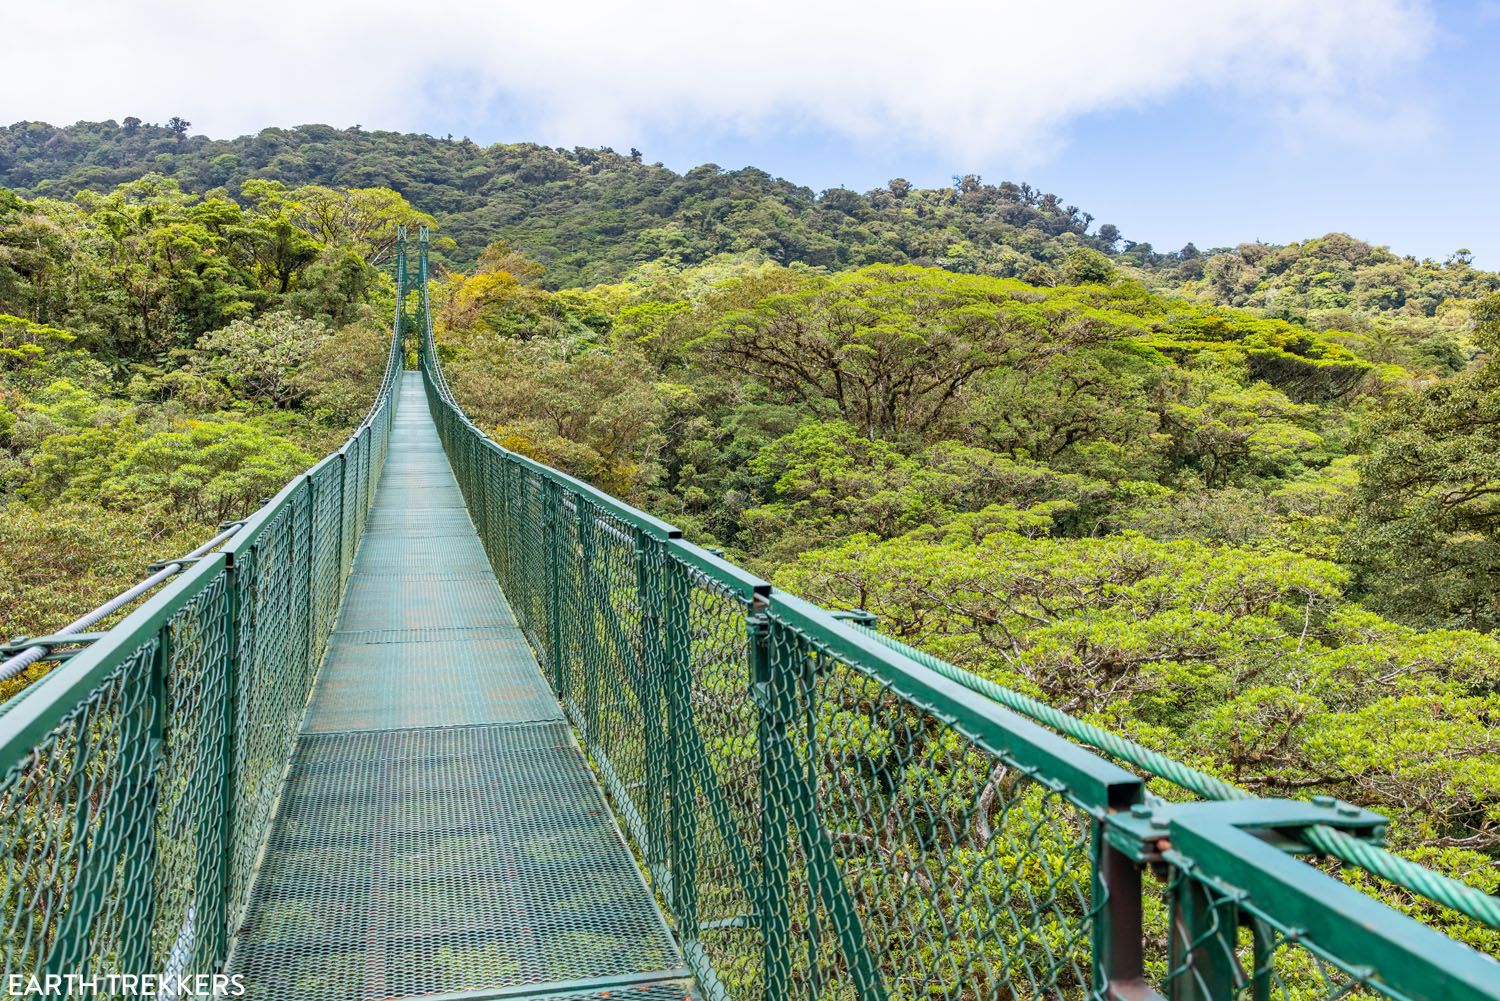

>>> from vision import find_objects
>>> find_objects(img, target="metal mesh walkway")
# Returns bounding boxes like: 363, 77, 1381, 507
227, 374, 694, 1001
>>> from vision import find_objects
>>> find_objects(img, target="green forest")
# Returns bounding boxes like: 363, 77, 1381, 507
2, 121, 1498, 951
0, 172, 434, 697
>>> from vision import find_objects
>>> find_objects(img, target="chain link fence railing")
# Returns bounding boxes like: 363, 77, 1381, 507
0, 233, 410, 984
414, 228, 1500, 1001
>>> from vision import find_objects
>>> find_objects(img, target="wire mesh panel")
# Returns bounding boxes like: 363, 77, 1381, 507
309, 457, 345, 670
511, 469, 553, 663
156, 569, 234, 972
0, 561, 232, 981
226, 487, 317, 932
663, 560, 760, 994
776, 623, 1097, 998
561, 501, 659, 861
653, 585, 1099, 1001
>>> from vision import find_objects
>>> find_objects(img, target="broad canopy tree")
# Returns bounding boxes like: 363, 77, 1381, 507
697, 265, 1133, 442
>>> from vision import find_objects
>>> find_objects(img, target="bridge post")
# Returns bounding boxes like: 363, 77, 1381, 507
214, 552, 242, 973
1091, 826, 1156, 1000
662, 561, 697, 937
545, 479, 564, 692
637, 536, 668, 877
752, 607, 792, 999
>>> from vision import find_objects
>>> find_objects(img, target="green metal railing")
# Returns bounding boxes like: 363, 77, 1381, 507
0, 234, 409, 982
413, 228, 1500, 1001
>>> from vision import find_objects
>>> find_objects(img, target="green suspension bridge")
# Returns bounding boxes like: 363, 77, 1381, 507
2, 230, 1498, 1001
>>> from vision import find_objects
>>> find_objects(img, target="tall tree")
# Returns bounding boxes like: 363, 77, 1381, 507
1348, 295, 1500, 628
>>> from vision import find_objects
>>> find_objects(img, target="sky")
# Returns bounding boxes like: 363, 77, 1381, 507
6, 0, 1499, 265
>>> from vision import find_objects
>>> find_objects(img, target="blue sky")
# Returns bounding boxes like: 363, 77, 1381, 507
482, 0, 1498, 266
9, 0, 1498, 265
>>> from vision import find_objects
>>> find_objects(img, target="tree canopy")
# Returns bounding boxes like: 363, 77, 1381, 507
0, 177, 400, 698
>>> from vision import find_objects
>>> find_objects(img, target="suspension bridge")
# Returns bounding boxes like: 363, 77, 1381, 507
2, 230, 1497, 1001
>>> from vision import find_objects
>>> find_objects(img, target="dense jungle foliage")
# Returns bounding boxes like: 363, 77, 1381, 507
2, 121, 1498, 950
0, 174, 433, 698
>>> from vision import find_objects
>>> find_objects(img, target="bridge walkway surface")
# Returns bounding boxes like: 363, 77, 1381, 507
226, 373, 696, 1001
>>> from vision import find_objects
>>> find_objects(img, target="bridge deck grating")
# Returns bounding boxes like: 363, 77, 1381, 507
228, 374, 688, 1001
302, 634, 560, 732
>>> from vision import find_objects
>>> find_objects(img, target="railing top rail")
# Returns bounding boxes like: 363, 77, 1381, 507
220, 459, 320, 558
495, 438, 685, 540
666, 537, 771, 601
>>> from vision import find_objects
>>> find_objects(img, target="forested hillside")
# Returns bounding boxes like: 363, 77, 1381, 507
0, 120, 1112, 287
2, 122, 1498, 950
7, 122, 1493, 322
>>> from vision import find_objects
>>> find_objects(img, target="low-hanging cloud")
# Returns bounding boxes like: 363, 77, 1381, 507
4, 0, 1434, 164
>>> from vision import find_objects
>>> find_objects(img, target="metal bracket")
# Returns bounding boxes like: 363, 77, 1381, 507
0, 632, 110, 661
1105, 796, 1386, 865
830, 608, 879, 628
146, 555, 208, 572
145, 522, 246, 573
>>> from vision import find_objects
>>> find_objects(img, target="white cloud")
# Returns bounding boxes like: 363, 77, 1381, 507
3, 0, 1435, 164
